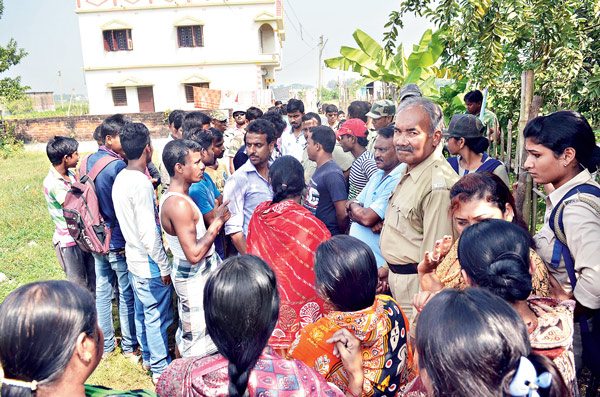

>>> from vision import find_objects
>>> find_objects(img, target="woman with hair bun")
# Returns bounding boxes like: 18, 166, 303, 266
156, 255, 346, 397
523, 110, 600, 373
246, 155, 331, 354
409, 287, 569, 397
458, 219, 577, 396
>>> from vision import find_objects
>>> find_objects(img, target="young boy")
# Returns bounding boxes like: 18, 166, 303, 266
112, 122, 173, 384
43, 136, 96, 295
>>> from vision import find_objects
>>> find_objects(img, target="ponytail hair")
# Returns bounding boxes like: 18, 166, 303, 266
524, 110, 600, 173
204, 255, 280, 397
0, 281, 98, 397
458, 218, 533, 303
268, 155, 305, 204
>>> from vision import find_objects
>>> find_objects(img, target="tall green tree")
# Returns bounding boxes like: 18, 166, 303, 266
383, 0, 600, 127
0, 0, 29, 101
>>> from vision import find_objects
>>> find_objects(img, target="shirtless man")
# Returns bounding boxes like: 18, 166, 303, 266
159, 139, 230, 358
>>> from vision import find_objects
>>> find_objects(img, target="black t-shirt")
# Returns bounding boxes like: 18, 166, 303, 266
303, 160, 347, 235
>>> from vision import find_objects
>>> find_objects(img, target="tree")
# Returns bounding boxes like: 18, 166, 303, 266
0, 0, 29, 101
324, 29, 445, 101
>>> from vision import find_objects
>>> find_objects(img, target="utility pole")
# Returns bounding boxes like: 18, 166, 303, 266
318, 35, 328, 103
58, 71, 64, 108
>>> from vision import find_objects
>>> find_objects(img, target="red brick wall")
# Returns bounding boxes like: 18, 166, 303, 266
8, 111, 211, 143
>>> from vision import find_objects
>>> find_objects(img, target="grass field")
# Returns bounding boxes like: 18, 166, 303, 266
0, 152, 155, 391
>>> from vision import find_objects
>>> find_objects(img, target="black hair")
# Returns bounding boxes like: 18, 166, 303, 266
162, 139, 202, 177
209, 127, 224, 142
347, 101, 370, 122
92, 125, 102, 143
357, 136, 369, 148
0, 281, 98, 396
416, 288, 567, 397
182, 111, 212, 133
100, 114, 129, 142
245, 107, 264, 122
458, 219, 533, 303
267, 106, 282, 115
183, 126, 213, 151
287, 98, 305, 114
245, 119, 275, 144
338, 110, 345, 116
464, 90, 483, 103
309, 125, 335, 153
302, 112, 321, 125
46, 136, 78, 165
314, 235, 378, 312
524, 110, 600, 173
269, 156, 305, 204
275, 100, 282, 106
378, 125, 394, 139
281, 103, 288, 115
460, 136, 490, 154
168, 109, 184, 131
261, 111, 287, 136
204, 255, 279, 397
325, 104, 338, 114
119, 122, 151, 161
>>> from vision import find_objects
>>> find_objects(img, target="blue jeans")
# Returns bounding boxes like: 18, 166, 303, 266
128, 273, 173, 375
93, 252, 137, 354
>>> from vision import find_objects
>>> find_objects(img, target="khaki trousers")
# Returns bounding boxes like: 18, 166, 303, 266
388, 272, 420, 325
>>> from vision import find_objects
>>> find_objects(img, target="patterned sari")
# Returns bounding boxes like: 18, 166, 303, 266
247, 200, 332, 349
288, 295, 414, 397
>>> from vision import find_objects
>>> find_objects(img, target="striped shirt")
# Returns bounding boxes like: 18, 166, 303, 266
43, 166, 76, 247
348, 150, 378, 200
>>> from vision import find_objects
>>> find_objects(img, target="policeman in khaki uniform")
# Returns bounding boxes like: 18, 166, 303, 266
365, 99, 396, 153
379, 97, 458, 322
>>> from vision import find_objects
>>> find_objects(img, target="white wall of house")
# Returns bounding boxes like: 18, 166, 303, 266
76, 0, 284, 114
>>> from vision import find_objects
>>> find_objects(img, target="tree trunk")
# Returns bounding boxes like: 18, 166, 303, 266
516, 70, 534, 225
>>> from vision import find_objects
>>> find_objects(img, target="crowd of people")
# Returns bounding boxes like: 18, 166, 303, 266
0, 86, 599, 397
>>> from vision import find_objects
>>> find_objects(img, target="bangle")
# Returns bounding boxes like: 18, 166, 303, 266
346, 387, 360, 397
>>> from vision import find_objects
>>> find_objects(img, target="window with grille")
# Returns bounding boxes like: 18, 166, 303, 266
184, 83, 210, 103
177, 26, 203, 48
103, 29, 133, 51
112, 87, 127, 106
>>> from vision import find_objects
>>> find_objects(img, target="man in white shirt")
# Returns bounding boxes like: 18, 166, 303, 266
112, 122, 172, 384
281, 98, 306, 161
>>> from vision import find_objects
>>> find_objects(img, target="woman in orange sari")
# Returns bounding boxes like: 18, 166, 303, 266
247, 155, 331, 353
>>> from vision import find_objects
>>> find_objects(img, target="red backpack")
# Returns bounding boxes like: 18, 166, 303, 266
63, 154, 118, 255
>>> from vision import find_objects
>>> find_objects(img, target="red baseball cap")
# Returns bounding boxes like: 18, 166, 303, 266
336, 118, 367, 138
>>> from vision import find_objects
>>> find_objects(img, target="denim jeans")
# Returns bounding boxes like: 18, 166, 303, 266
128, 272, 173, 376
93, 252, 137, 354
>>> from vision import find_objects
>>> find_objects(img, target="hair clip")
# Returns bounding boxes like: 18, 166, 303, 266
1, 377, 38, 391
509, 357, 552, 397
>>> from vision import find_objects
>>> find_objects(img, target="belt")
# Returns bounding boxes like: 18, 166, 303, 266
388, 263, 418, 275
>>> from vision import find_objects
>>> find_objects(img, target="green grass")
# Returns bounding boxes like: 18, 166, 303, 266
0, 152, 154, 390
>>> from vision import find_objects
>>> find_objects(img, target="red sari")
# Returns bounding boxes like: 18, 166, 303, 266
247, 200, 331, 349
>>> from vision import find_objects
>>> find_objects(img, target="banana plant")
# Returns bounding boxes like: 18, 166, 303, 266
324, 28, 444, 96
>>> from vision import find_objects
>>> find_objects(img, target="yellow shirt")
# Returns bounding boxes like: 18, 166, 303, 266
205, 160, 230, 193
380, 145, 458, 266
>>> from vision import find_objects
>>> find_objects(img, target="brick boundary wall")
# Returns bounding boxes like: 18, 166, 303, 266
6, 110, 219, 143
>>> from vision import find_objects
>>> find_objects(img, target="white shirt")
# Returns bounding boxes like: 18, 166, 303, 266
281, 126, 306, 161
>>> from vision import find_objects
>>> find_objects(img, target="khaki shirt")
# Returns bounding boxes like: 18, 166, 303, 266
534, 169, 600, 309
380, 145, 458, 265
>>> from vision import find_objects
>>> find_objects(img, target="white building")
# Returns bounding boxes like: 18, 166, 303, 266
75, 0, 285, 114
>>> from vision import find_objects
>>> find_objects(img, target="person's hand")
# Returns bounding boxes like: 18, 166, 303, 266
413, 290, 436, 312
326, 329, 363, 395
161, 274, 172, 286
376, 267, 389, 293
214, 199, 231, 225
345, 198, 357, 211
417, 236, 453, 275
371, 220, 384, 234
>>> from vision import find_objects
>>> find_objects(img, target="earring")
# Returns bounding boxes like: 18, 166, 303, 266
80, 352, 92, 363
564, 163, 568, 167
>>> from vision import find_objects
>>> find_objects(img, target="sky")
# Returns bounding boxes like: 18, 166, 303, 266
0, 0, 434, 96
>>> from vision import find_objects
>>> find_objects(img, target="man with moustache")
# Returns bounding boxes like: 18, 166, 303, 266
378, 97, 458, 322
347, 125, 405, 276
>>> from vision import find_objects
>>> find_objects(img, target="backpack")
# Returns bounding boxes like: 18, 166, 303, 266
548, 183, 600, 378
63, 154, 118, 255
